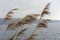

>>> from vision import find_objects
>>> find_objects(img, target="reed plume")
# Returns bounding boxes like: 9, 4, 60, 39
15, 28, 28, 40
5, 8, 19, 30
26, 34, 38, 40
6, 14, 40, 30
9, 27, 28, 40
17, 28, 28, 36
9, 34, 16, 40
4, 8, 19, 21
40, 3, 50, 19
31, 14, 40, 17
37, 20, 48, 28
16, 14, 40, 26
37, 3, 50, 28
4, 11, 14, 21
10, 8, 19, 11
7, 21, 18, 30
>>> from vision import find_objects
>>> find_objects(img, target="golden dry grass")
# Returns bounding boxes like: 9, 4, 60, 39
6, 14, 40, 30
26, 34, 38, 40
37, 20, 48, 28
4, 3, 51, 40
40, 3, 50, 18
17, 28, 28, 36
9, 28, 28, 40
31, 14, 40, 17
14, 28, 28, 40
4, 8, 19, 21
38, 3, 50, 28
4, 11, 14, 21
7, 21, 18, 30
10, 8, 19, 11
16, 14, 40, 26
9, 34, 16, 40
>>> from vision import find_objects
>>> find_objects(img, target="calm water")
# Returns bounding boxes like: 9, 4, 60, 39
0, 19, 60, 40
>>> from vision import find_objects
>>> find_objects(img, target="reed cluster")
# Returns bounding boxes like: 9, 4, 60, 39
4, 3, 51, 40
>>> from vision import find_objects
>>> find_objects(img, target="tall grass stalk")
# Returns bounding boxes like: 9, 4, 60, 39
24, 3, 51, 40
3, 8, 19, 40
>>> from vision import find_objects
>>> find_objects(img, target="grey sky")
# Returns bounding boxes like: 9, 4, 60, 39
0, 0, 60, 20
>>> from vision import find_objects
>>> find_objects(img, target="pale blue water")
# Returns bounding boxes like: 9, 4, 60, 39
0, 19, 60, 40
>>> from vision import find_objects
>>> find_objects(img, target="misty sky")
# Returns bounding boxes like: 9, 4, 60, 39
0, 0, 60, 20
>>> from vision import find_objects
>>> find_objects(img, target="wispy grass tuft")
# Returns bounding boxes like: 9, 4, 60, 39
40, 3, 50, 19
7, 21, 18, 30
37, 20, 48, 28
16, 14, 40, 26
17, 27, 28, 36
4, 8, 19, 21
6, 14, 40, 30
14, 28, 28, 40
9, 34, 16, 40
26, 34, 38, 40
4, 11, 14, 21
37, 3, 50, 28
9, 28, 28, 40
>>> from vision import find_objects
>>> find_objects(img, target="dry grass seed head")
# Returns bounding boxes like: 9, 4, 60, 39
26, 34, 37, 40
4, 8, 19, 21
31, 14, 40, 17
9, 34, 16, 40
40, 3, 50, 17
37, 20, 48, 28
4, 12, 14, 21
7, 21, 18, 30
11, 8, 19, 11
16, 14, 37, 26
25, 15, 36, 20
17, 27, 28, 36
